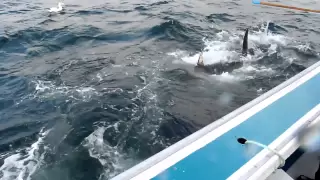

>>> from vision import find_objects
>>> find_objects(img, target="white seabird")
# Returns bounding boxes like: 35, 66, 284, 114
48, 2, 64, 13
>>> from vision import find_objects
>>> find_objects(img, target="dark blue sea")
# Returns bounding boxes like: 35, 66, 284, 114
0, 0, 319, 179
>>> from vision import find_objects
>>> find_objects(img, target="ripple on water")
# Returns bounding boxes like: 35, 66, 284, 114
1, 0, 320, 179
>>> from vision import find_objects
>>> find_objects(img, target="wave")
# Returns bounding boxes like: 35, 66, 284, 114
38, 19, 56, 25
73, 5, 134, 14
0, 121, 44, 153
1, 26, 148, 57
267, 22, 289, 33
0, 76, 30, 106
1, 18, 202, 58
147, 19, 201, 42
150, 1, 170, 6
0, 128, 50, 180
75, 10, 105, 15
162, 68, 201, 82
134, 5, 148, 11
1, 2, 319, 178
0, 68, 168, 179
206, 13, 235, 23
105, 9, 133, 13
135, 1, 170, 11
281, 62, 306, 75
159, 111, 195, 142
0, 36, 9, 49
31, 80, 99, 102
82, 126, 136, 179
286, 43, 319, 59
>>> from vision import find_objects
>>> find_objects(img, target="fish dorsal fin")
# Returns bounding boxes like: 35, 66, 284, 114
197, 51, 204, 66
242, 28, 249, 56
265, 21, 270, 36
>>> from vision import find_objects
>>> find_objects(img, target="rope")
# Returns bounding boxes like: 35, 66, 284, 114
237, 138, 286, 168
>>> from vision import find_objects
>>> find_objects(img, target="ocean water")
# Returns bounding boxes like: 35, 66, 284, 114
0, 0, 320, 179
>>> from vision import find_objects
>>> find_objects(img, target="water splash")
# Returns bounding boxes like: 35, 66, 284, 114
82, 126, 136, 180
0, 128, 50, 180
167, 21, 294, 82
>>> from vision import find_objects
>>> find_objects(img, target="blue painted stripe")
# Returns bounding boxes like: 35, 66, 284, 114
252, 0, 261, 4
152, 73, 320, 180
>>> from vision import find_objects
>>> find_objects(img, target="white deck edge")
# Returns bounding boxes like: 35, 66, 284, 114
112, 61, 320, 180
228, 105, 320, 180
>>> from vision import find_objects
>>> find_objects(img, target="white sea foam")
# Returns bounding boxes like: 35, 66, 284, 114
210, 72, 240, 82
82, 126, 136, 180
181, 33, 239, 66
167, 22, 290, 82
235, 65, 274, 74
33, 80, 99, 101
250, 23, 288, 46
295, 43, 315, 53
0, 128, 50, 180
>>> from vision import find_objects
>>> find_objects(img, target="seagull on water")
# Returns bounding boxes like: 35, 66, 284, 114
48, 2, 64, 13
